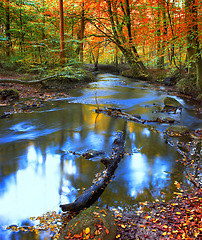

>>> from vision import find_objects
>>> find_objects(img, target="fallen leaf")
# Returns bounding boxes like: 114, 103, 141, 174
121, 224, 126, 229
85, 227, 90, 234
73, 233, 82, 238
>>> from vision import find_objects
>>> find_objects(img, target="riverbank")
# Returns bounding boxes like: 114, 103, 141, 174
0, 70, 95, 116
116, 187, 202, 239
1, 65, 201, 106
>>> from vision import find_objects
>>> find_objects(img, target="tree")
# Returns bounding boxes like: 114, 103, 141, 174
89, 0, 156, 80
185, 0, 202, 90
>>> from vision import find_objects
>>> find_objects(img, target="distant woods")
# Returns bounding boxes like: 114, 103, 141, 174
0, 0, 201, 91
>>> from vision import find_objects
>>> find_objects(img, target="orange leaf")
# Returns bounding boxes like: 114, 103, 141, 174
105, 228, 109, 234
73, 234, 82, 238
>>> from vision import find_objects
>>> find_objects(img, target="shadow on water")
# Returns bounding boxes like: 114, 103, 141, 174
0, 74, 201, 239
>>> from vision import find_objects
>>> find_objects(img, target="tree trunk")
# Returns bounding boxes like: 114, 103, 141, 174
106, 0, 156, 81
59, 0, 65, 64
185, 0, 202, 91
5, 0, 11, 57
196, 57, 202, 91
79, 1, 85, 63
156, 0, 166, 70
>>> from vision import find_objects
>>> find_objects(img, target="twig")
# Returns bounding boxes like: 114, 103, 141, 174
95, 91, 99, 110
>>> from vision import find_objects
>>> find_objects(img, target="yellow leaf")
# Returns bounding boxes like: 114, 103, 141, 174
163, 225, 168, 228
162, 232, 167, 236
95, 230, 99, 235
176, 212, 181, 215
116, 234, 121, 238
121, 224, 126, 229
85, 227, 90, 234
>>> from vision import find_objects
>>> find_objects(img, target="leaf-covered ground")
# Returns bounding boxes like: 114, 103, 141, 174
116, 186, 202, 239
0, 71, 92, 117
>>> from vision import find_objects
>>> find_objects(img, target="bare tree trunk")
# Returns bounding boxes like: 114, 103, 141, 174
5, 0, 11, 57
79, 1, 85, 63
156, 2, 163, 70
185, 0, 202, 91
59, 0, 65, 64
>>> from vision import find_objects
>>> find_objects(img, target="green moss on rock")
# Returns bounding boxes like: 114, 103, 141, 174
59, 206, 117, 240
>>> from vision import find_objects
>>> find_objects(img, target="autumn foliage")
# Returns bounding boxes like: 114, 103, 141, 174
1, 0, 201, 72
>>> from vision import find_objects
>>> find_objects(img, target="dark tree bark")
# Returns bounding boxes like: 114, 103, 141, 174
79, 1, 85, 63
60, 131, 124, 212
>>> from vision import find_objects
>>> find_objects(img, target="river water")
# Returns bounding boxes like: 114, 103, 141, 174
0, 74, 201, 239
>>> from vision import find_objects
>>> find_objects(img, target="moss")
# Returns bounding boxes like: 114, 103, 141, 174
59, 206, 117, 240
176, 74, 199, 96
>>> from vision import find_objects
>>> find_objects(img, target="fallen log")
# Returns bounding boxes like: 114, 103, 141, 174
60, 131, 124, 212
0, 74, 62, 86
95, 107, 145, 124
0, 79, 47, 85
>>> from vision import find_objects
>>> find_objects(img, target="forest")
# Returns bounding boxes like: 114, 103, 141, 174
0, 1, 202, 240
0, 0, 202, 97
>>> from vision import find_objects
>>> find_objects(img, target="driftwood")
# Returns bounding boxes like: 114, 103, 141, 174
95, 108, 177, 124
60, 131, 124, 212
95, 107, 145, 124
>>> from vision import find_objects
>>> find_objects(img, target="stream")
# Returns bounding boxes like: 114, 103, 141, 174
0, 73, 201, 240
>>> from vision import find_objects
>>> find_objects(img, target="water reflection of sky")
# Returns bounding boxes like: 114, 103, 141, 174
0, 145, 61, 225
119, 152, 172, 199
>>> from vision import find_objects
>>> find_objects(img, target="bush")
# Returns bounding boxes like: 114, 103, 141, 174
176, 74, 198, 96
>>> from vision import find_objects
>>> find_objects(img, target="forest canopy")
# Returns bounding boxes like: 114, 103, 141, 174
0, 0, 201, 91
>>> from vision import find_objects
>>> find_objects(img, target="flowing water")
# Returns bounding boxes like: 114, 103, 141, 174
0, 74, 201, 239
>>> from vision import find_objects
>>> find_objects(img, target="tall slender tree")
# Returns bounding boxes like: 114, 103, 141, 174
59, 0, 65, 64
79, 1, 85, 63
5, 0, 11, 57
